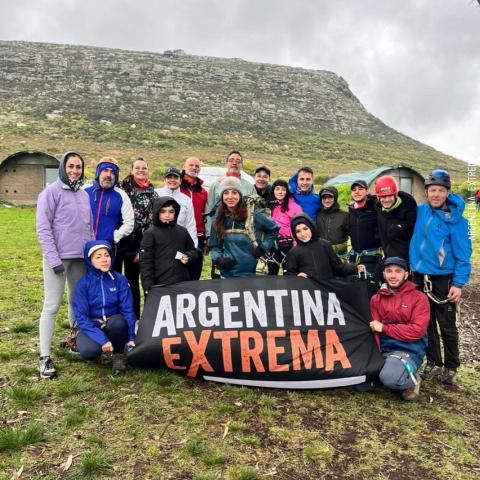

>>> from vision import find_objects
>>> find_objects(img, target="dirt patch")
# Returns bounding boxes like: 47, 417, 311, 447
458, 282, 480, 368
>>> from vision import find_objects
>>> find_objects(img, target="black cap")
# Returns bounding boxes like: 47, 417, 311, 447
383, 257, 408, 271
255, 166, 271, 176
351, 179, 368, 190
164, 167, 182, 178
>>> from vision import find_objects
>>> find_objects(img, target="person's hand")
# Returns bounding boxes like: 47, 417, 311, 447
357, 264, 366, 274
447, 286, 462, 303
133, 254, 140, 264
180, 254, 189, 265
369, 320, 383, 333
215, 257, 235, 269
102, 341, 113, 353
297, 272, 308, 278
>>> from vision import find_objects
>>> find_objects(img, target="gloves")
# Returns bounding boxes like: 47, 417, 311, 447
215, 256, 235, 269
252, 246, 266, 259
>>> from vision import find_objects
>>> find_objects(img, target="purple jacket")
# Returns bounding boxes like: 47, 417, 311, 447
36, 179, 93, 269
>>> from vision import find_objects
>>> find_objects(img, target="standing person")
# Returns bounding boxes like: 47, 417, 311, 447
36, 151, 93, 379
288, 167, 320, 220
284, 214, 364, 281
73, 241, 136, 374
316, 186, 349, 255
115, 157, 158, 318
410, 170, 472, 385
209, 177, 279, 278
268, 179, 302, 275
85, 157, 134, 248
374, 176, 417, 263
180, 156, 208, 280
348, 179, 382, 298
254, 166, 272, 202
140, 197, 198, 293
155, 167, 197, 248
369, 257, 430, 401
203, 150, 256, 245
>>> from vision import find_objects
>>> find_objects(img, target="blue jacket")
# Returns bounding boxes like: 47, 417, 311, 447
409, 193, 471, 287
288, 173, 320, 219
210, 209, 279, 278
73, 240, 136, 346
85, 172, 134, 245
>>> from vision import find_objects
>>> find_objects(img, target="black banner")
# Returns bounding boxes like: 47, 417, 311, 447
128, 276, 384, 389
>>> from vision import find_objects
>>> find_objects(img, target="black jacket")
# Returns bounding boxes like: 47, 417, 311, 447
348, 196, 381, 253
316, 203, 349, 245
376, 191, 417, 262
285, 214, 357, 281
140, 197, 198, 291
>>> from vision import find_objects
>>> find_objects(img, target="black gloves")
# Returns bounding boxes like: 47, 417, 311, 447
252, 246, 266, 259
215, 257, 235, 269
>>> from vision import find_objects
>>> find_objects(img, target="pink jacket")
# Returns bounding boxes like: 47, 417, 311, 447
271, 198, 302, 241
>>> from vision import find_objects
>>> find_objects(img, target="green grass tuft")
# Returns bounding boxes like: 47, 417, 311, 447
226, 466, 258, 480
5, 385, 46, 408
0, 422, 45, 452
71, 448, 112, 479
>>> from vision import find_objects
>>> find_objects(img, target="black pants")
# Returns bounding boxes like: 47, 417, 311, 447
188, 236, 204, 280
349, 255, 382, 300
412, 273, 459, 369
114, 252, 141, 319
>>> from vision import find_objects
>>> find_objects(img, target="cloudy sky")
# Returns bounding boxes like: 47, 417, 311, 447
1, 0, 479, 166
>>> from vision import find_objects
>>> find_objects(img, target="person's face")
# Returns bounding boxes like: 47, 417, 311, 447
255, 171, 270, 191
91, 248, 111, 272
295, 223, 313, 243
223, 189, 241, 209
226, 153, 243, 174
383, 265, 408, 290
184, 157, 201, 178
65, 156, 83, 182
297, 172, 313, 192
379, 195, 396, 210
321, 195, 335, 208
165, 175, 181, 190
159, 205, 176, 223
426, 186, 449, 209
274, 185, 287, 201
131, 160, 148, 182
351, 185, 367, 202
99, 168, 115, 189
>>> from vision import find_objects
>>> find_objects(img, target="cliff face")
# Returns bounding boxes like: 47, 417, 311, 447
0, 40, 400, 138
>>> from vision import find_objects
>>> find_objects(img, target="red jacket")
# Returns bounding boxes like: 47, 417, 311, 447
180, 173, 208, 237
370, 280, 430, 367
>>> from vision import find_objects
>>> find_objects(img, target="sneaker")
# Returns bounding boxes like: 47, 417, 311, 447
420, 362, 442, 381
39, 356, 57, 379
401, 374, 421, 402
441, 368, 457, 386
59, 328, 80, 355
112, 353, 126, 375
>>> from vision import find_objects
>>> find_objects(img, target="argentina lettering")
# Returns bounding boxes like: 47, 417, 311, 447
128, 277, 384, 389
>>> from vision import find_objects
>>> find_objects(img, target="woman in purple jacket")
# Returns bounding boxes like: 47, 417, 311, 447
36, 152, 93, 379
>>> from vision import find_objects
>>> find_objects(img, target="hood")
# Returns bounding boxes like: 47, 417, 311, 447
288, 172, 314, 195
319, 186, 339, 202
83, 240, 114, 275
377, 279, 418, 297
441, 193, 466, 223
58, 151, 85, 191
152, 196, 181, 226
95, 161, 119, 186
290, 213, 317, 244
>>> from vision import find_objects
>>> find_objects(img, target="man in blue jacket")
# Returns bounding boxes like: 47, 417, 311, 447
288, 167, 320, 219
409, 170, 472, 385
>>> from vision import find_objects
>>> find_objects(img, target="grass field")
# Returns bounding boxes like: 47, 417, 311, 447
0, 206, 479, 480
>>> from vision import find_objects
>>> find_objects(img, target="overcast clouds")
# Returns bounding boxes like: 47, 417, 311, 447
1, 0, 479, 165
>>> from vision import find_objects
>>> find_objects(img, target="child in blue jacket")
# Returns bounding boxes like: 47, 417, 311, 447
73, 240, 136, 373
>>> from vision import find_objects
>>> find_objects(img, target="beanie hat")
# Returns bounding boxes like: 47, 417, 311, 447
95, 157, 119, 185
219, 176, 243, 197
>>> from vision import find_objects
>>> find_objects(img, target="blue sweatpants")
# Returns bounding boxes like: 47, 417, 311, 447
379, 351, 418, 391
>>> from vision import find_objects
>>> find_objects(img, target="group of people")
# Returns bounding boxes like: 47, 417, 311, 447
35, 149, 472, 402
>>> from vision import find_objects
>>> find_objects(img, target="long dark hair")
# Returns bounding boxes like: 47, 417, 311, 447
269, 179, 291, 213
214, 196, 247, 247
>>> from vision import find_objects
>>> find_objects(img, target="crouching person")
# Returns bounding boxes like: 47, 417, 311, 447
369, 257, 430, 401
73, 241, 136, 374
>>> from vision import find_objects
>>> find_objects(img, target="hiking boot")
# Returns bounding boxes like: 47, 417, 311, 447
401, 374, 421, 402
441, 368, 457, 386
112, 353, 126, 375
59, 328, 80, 355
420, 362, 442, 381
39, 356, 57, 379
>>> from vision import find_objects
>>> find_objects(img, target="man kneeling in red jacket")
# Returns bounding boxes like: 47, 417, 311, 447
370, 257, 430, 401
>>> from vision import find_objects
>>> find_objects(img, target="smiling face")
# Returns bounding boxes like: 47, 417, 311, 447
131, 159, 148, 182
426, 185, 449, 209
295, 223, 313, 243
184, 157, 201, 179
255, 171, 270, 191
222, 189, 241, 209
226, 153, 243, 175
379, 194, 396, 210
383, 265, 408, 290
90, 248, 111, 272
165, 174, 181, 190
351, 185, 367, 203
274, 185, 287, 201
321, 194, 335, 209
99, 168, 115, 189
65, 155, 83, 182
297, 172, 313, 192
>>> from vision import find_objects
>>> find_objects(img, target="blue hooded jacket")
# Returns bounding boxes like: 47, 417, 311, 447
288, 172, 320, 219
409, 193, 471, 287
73, 240, 136, 346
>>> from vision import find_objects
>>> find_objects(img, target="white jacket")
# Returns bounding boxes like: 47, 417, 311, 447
155, 187, 198, 247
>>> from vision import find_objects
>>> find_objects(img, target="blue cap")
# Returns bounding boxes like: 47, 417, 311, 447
383, 257, 408, 270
